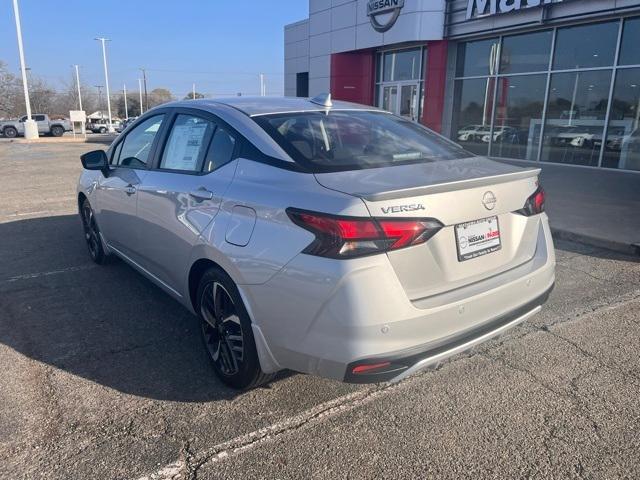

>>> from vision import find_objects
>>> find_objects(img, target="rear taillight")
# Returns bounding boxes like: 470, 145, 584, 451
516, 186, 545, 216
286, 208, 443, 259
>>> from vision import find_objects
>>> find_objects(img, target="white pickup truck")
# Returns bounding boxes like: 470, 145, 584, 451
0, 114, 72, 138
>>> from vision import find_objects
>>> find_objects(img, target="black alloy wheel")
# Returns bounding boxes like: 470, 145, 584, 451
81, 199, 107, 264
197, 268, 275, 389
200, 281, 245, 377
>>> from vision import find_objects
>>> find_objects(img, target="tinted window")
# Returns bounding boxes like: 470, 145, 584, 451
160, 114, 214, 172
456, 38, 499, 77
296, 72, 309, 97
35, 115, 46, 121
451, 77, 496, 155
602, 68, 640, 170
553, 22, 618, 70
491, 74, 547, 160
383, 48, 422, 82
542, 70, 612, 166
255, 111, 471, 173
115, 115, 164, 168
619, 17, 640, 66
500, 31, 552, 74
203, 128, 236, 172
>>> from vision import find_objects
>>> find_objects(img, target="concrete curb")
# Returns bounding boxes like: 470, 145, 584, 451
550, 227, 639, 257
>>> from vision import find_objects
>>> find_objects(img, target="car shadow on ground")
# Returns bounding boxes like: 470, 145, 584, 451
553, 237, 640, 262
1, 215, 635, 405
0, 214, 291, 403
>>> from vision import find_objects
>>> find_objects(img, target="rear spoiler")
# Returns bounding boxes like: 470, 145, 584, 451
360, 168, 541, 202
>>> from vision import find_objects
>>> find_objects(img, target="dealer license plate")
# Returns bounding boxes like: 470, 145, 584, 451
455, 216, 501, 262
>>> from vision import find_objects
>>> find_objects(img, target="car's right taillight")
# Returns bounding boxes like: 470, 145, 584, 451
286, 208, 443, 259
516, 185, 545, 216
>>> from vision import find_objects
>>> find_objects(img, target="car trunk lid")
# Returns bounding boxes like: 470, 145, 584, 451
314, 157, 542, 301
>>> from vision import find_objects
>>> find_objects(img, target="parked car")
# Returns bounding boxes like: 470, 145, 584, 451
457, 124, 491, 142
0, 114, 71, 138
77, 95, 555, 389
115, 117, 137, 133
481, 126, 527, 144
87, 119, 122, 134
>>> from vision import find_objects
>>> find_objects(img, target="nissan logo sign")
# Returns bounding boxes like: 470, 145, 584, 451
367, 0, 404, 33
482, 191, 497, 210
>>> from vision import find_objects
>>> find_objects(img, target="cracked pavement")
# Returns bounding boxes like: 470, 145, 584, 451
1, 143, 639, 479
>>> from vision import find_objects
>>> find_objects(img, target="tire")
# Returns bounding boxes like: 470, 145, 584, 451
4, 127, 17, 138
51, 125, 64, 137
197, 267, 275, 390
80, 199, 108, 264
99, 127, 107, 134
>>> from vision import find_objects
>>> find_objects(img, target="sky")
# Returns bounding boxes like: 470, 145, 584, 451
0, 0, 308, 98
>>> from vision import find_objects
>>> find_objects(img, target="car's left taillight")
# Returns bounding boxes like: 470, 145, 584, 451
516, 185, 545, 216
286, 208, 443, 259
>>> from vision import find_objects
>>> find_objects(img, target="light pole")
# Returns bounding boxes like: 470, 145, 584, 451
73, 65, 83, 111
140, 68, 148, 110
138, 78, 144, 115
95, 37, 114, 133
12, 0, 37, 139
123, 84, 128, 120
94, 85, 104, 120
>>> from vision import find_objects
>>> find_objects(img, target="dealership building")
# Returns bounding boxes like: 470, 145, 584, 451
284, 0, 640, 171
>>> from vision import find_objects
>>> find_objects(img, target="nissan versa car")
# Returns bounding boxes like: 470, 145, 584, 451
77, 95, 555, 389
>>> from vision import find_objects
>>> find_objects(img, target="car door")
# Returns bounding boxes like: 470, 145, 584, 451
136, 110, 238, 290
34, 115, 48, 134
95, 113, 166, 260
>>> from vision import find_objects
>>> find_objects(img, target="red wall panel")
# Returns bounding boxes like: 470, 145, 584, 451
330, 50, 376, 106
422, 40, 449, 133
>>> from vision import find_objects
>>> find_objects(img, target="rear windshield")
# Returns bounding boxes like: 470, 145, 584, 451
253, 110, 473, 172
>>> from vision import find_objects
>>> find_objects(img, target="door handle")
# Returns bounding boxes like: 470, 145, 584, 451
189, 188, 214, 201
125, 184, 136, 196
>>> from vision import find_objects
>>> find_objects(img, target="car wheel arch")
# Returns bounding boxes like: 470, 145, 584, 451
187, 256, 281, 375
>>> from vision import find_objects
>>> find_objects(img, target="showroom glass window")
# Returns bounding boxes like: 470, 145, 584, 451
603, 17, 640, 171
451, 17, 640, 171
452, 34, 549, 158
375, 47, 426, 123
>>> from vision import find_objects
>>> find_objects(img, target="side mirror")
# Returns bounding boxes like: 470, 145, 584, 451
81, 149, 109, 175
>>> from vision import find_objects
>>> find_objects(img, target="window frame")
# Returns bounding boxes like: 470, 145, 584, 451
109, 111, 169, 170
253, 110, 473, 174
450, 15, 640, 171
149, 107, 242, 176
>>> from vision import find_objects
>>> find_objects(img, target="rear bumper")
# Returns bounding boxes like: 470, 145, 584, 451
343, 283, 553, 383
242, 215, 555, 382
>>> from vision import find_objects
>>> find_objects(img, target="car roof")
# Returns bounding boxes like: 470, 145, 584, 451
168, 96, 384, 117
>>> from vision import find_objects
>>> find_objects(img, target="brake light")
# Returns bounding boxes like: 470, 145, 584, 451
287, 208, 443, 259
516, 186, 545, 216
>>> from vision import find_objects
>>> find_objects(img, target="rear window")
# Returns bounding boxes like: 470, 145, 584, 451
254, 111, 473, 172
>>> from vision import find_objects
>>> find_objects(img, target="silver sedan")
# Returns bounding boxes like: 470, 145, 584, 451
77, 95, 555, 389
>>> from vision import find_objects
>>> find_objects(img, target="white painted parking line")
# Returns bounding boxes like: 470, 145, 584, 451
135, 461, 184, 480
4, 264, 95, 283
134, 383, 407, 479
6, 210, 52, 217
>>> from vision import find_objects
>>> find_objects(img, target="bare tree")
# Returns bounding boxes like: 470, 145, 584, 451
115, 93, 141, 118
148, 88, 173, 108
0, 61, 22, 118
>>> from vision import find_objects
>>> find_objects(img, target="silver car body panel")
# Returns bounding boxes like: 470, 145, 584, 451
77, 97, 556, 382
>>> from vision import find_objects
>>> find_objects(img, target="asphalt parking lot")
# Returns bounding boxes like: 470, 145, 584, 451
1, 142, 639, 480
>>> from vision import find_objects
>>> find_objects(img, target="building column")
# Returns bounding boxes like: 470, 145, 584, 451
422, 40, 449, 133
330, 50, 376, 106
